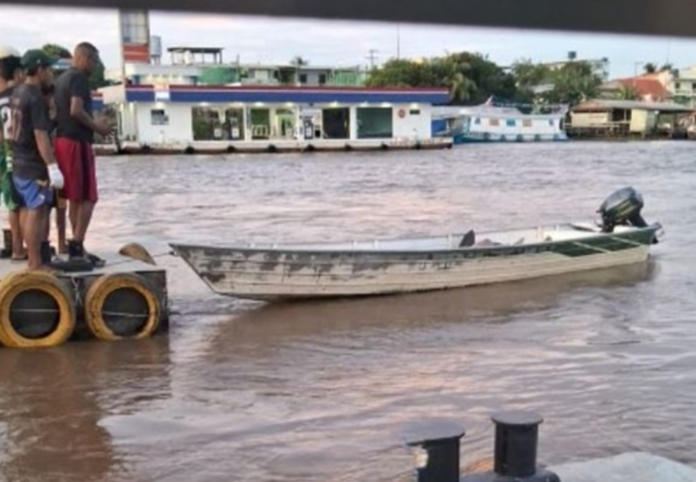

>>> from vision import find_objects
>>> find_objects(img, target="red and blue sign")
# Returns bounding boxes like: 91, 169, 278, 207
92, 93, 104, 110
125, 85, 450, 105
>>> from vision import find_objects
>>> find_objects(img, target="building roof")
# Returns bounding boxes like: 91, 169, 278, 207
573, 99, 692, 112
115, 61, 363, 74
122, 84, 450, 105
606, 77, 671, 101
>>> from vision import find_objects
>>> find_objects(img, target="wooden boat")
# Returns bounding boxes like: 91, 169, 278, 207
171, 188, 662, 301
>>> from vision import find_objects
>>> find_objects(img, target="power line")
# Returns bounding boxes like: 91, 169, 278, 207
366, 49, 379, 70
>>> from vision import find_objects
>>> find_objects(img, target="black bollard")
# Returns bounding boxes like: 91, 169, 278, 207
493, 410, 542, 477
406, 420, 466, 482
461, 411, 560, 482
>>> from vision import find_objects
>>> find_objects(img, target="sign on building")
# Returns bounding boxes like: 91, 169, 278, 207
119, 10, 151, 64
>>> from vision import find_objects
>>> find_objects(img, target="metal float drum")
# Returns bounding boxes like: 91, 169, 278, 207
0, 271, 76, 348
84, 273, 161, 341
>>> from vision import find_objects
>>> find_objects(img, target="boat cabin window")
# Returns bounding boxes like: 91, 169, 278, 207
523, 119, 532, 128
409, 109, 421, 115
506, 119, 516, 127
474, 117, 481, 124
548, 119, 555, 126
489, 118, 500, 126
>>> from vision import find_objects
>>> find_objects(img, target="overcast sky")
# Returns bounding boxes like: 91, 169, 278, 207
1, 5, 696, 78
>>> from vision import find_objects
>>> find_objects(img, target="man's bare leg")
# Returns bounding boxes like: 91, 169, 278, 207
56, 207, 67, 254
69, 200, 78, 239
23, 207, 47, 270
73, 201, 94, 243
43, 205, 50, 243
9, 209, 25, 259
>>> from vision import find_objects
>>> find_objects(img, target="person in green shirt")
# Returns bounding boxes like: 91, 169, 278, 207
0, 45, 26, 261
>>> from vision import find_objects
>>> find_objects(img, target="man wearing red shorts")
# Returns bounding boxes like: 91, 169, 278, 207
54, 42, 111, 266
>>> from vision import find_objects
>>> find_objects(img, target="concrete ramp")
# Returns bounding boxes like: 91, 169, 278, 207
551, 453, 696, 482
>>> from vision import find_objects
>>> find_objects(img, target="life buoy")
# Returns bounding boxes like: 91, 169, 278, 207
398, 109, 407, 119
0, 270, 75, 348
85, 273, 160, 341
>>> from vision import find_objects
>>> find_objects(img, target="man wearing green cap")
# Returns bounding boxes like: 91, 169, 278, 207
0, 45, 25, 261
9, 49, 64, 270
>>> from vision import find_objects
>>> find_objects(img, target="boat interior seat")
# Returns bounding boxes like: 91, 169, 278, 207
459, 230, 476, 247
570, 222, 599, 232
476, 239, 502, 247
542, 230, 587, 242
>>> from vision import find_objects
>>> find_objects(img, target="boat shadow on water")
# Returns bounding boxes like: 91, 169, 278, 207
211, 260, 660, 347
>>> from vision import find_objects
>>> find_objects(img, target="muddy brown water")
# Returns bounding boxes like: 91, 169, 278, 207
0, 141, 694, 482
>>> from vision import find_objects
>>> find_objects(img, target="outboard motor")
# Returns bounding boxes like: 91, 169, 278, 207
598, 187, 648, 233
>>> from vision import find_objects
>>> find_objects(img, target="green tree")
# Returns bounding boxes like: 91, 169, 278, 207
511, 59, 552, 103
429, 55, 476, 103
367, 53, 513, 105
88, 59, 108, 90
643, 63, 657, 74
41, 43, 72, 59
448, 52, 515, 104
617, 85, 640, 100
511, 60, 552, 88
545, 61, 602, 106
367, 59, 432, 88
448, 71, 476, 103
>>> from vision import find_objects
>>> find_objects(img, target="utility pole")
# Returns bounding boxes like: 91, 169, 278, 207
397, 23, 401, 60
366, 49, 379, 70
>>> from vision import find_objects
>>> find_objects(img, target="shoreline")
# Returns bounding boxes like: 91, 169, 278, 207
93, 135, 693, 156
94, 138, 454, 156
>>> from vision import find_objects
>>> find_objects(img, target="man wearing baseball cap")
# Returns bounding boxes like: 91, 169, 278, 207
9, 49, 64, 270
0, 45, 25, 261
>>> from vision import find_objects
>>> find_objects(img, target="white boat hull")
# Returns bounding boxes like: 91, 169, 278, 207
172, 224, 657, 301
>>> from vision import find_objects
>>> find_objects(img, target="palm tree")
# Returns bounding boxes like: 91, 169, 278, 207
643, 63, 657, 74
445, 56, 476, 104
449, 71, 476, 104
618, 85, 640, 100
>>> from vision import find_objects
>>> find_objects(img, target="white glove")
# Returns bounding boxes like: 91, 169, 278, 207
48, 164, 64, 189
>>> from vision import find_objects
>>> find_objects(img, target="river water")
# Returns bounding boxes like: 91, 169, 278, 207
0, 141, 694, 482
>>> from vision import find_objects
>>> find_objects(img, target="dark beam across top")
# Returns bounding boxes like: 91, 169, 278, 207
3, 0, 696, 39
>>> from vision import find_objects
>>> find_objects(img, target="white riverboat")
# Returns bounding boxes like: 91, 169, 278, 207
432, 99, 569, 143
